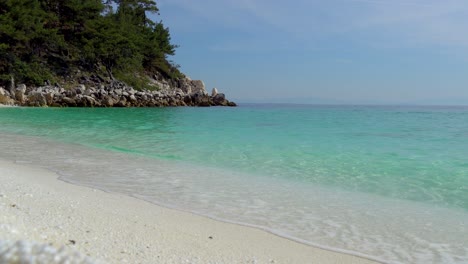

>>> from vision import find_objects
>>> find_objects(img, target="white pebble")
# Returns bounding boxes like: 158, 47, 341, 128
0, 240, 101, 264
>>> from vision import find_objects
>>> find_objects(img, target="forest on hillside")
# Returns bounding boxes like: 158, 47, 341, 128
0, 0, 181, 88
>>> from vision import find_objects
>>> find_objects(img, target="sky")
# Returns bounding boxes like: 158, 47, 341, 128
154, 0, 468, 105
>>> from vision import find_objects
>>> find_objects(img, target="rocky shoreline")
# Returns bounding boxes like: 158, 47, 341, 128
0, 76, 236, 107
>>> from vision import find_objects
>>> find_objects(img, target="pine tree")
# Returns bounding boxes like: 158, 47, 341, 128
0, 0, 181, 87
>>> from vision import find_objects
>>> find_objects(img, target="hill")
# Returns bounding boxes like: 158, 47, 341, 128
0, 0, 235, 107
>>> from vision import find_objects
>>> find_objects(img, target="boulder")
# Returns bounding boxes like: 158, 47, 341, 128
98, 89, 107, 96
211, 88, 218, 97
0, 93, 14, 105
102, 95, 115, 107
114, 89, 123, 96
44, 92, 55, 105
27, 92, 47, 107
174, 88, 184, 97
191, 93, 212, 107
178, 77, 207, 95
75, 84, 85, 94
190, 80, 206, 95
15, 84, 27, 104
65, 89, 77, 98
198, 99, 211, 107
62, 97, 77, 106
115, 97, 127, 107
84, 87, 95, 96
83, 95, 98, 107
52, 93, 63, 104
213, 93, 226, 105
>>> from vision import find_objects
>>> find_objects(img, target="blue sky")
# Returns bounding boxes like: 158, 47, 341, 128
154, 0, 468, 104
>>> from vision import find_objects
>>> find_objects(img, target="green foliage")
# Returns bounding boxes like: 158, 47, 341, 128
114, 71, 155, 91
0, 0, 179, 87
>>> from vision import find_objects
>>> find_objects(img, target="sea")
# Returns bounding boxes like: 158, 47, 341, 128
0, 104, 467, 264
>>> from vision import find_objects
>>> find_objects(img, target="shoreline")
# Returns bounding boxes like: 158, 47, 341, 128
0, 79, 236, 108
0, 159, 378, 263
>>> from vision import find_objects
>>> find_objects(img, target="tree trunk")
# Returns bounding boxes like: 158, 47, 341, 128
9, 75, 15, 99
106, 67, 114, 81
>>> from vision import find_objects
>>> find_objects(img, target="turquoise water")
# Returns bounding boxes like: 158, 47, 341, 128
0, 105, 467, 263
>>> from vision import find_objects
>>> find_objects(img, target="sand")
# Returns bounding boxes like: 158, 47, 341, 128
0, 159, 379, 264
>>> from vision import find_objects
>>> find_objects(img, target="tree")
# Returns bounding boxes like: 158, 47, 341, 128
0, 0, 61, 85
0, 0, 181, 88
84, 15, 142, 80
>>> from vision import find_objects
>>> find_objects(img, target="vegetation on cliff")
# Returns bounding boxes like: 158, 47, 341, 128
0, 0, 181, 89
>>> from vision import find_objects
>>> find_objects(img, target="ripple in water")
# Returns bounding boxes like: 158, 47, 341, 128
0, 133, 467, 264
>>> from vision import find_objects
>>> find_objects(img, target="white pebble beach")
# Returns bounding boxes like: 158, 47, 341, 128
0, 159, 378, 264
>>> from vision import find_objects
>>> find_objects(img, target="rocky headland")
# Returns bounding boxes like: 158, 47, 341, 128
0, 74, 236, 108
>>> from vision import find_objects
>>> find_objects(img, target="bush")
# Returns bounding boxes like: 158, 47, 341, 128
114, 71, 155, 91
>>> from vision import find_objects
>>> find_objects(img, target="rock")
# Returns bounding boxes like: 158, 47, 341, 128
115, 97, 127, 107
191, 92, 212, 107
75, 84, 86, 94
84, 88, 95, 96
44, 93, 55, 105
213, 93, 226, 105
15, 84, 27, 104
16, 84, 26, 92
190, 80, 206, 95
0, 94, 15, 105
62, 97, 77, 106
102, 95, 115, 107
0, 74, 235, 107
178, 77, 207, 95
52, 93, 63, 104
198, 99, 211, 107
183, 95, 192, 105
65, 89, 77, 98
81, 95, 97, 107
27, 92, 47, 107
175, 88, 184, 95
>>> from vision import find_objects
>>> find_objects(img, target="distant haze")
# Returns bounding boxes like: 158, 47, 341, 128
156, 0, 468, 105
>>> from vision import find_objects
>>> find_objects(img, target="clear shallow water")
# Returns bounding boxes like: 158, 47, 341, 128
0, 105, 467, 263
